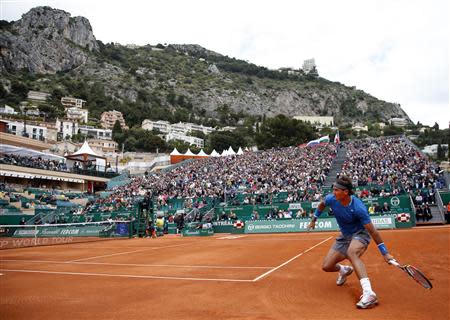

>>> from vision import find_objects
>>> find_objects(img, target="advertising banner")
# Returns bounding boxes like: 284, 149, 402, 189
244, 216, 396, 234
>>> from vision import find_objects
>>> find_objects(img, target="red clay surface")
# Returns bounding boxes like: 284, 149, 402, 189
0, 226, 449, 320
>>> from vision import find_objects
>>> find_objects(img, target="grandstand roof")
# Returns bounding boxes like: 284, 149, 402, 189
0, 144, 65, 161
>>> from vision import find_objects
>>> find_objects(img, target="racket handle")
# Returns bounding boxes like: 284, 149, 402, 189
388, 259, 400, 267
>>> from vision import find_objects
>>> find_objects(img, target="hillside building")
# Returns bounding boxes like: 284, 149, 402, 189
293, 116, 334, 127
302, 59, 316, 74
100, 110, 129, 130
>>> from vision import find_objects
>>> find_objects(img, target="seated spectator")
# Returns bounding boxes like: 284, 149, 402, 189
360, 189, 369, 198
423, 204, 432, 221
415, 205, 425, 222
446, 202, 450, 224
414, 193, 423, 206
296, 207, 305, 218
368, 204, 375, 215
381, 202, 390, 213
374, 203, 382, 213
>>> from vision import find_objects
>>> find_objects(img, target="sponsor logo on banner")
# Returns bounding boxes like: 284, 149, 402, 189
288, 203, 303, 210
15, 229, 37, 236
390, 197, 400, 207
213, 221, 234, 226
371, 215, 396, 228
245, 215, 397, 234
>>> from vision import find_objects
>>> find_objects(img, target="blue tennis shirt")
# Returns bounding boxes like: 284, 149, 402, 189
323, 194, 372, 237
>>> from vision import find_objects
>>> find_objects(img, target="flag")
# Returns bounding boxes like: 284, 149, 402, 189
306, 139, 320, 147
318, 135, 330, 143
334, 131, 340, 144
306, 135, 329, 147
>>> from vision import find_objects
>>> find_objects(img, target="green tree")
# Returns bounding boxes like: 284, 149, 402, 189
167, 139, 191, 153
112, 120, 123, 140
206, 130, 245, 154
383, 125, 404, 136
189, 130, 206, 140
254, 115, 315, 149
436, 143, 445, 160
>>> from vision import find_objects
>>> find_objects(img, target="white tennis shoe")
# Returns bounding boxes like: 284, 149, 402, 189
356, 292, 378, 309
336, 265, 353, 286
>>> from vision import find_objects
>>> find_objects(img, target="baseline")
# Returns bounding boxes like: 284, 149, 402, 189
0, 268, 254, 282
0, 259, 273, 269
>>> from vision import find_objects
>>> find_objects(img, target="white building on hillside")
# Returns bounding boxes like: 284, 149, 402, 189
56, 119, 79, 140
61, 97, 86, 109
166, 132, 204, 148
142, 120, 171, 133
78, 125, 112, 140
6, 120, 47, 141
142, 120, 214, 136
27, 91, 50, 102
389, 118, 408, 127
0, 105, 17, 115
302, 59, 316, 74
294, 116, 334, 127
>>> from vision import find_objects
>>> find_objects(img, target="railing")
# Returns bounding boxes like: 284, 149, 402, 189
435, 191, 446, 222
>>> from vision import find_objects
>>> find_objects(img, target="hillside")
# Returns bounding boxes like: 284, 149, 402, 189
0, 6, 411, 128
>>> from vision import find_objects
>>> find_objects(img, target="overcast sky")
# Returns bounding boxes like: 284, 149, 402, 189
2, 0, 448, 128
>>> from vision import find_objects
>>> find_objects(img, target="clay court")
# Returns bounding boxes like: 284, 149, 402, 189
1, 226, 449, 320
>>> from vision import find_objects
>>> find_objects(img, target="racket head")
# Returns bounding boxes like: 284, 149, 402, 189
404, 265, 433, 289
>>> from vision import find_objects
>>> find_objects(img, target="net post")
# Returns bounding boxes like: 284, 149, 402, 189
34, 225, 37, 246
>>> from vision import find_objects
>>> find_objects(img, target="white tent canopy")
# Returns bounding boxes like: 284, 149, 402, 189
65, 141, 106, 170
197, 149, 209, 157
237, 147, 244, 155
210, 149, 220, 157
170, 148, 181, 155
0, 144, 65, 162
184, 148, 195, 156
66, 140, 102, 161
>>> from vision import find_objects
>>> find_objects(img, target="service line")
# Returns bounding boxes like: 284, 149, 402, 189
66, 243, 191, 262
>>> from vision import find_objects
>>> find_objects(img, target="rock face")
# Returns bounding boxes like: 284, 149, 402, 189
0, 6, 98, 74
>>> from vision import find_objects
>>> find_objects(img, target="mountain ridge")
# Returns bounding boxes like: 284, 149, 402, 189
0, 6, 411, 127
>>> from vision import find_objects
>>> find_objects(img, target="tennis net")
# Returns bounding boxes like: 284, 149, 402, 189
0, 220, 132, 249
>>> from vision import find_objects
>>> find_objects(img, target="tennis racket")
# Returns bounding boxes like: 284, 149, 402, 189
388, 259, 432, 289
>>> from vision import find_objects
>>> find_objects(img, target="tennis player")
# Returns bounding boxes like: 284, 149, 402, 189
308, 176, 394, 309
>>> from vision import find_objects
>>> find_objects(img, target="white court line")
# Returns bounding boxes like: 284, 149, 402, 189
252, 236, 333, 282
0, 269, 253, 282
66, 243, 190, 262
0, 259, 273, 269
217, 235, 247, 239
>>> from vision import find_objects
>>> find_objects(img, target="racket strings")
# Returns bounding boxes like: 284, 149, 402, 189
405, 266, 433, 289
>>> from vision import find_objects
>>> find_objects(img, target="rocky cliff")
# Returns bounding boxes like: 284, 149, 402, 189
0, 6, 98, 74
